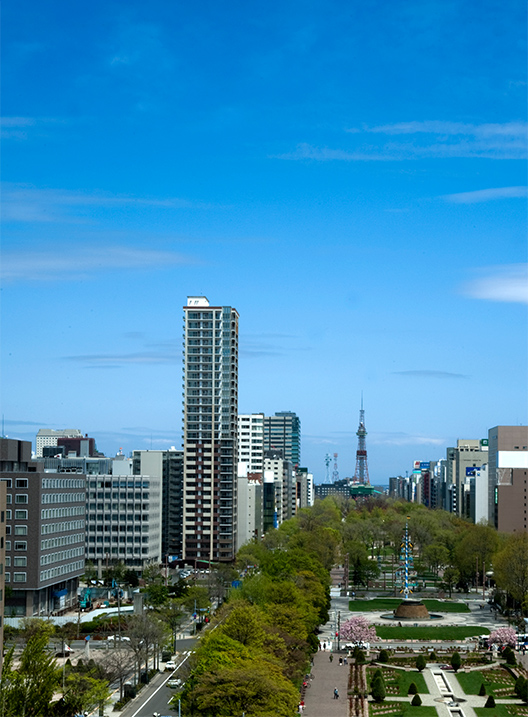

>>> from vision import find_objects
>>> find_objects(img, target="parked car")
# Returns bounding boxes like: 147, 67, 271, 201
107, 635, 131, 642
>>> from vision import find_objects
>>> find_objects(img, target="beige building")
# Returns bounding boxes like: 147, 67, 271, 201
488, 426, 528, 533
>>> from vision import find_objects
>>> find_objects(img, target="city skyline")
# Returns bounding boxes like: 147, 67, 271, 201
1, 0, 527, 483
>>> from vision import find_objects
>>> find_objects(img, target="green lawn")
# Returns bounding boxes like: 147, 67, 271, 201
475, 707, 525, 717
349, 598, 470, 613
454, 668, 516, 697
369, 703, 439, 717
384, 669, 429, 695
375, 626, 488, 640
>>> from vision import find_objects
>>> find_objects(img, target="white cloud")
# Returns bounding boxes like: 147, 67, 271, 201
370, 432, 446, 447
442, 186, 528, 203
393, 370, 468, 379
1, 183, 206, 223
464, 264, 528, 304
1, 245, 193, 282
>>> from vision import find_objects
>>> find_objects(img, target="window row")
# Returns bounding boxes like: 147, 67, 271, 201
41, 519, 85, 535
42, 478, 85, 489
41, 533, 84, 550
42, 492, 84, 504
42, 507, 85, 519
40, 559, 84, 582
41, 546, 85, 566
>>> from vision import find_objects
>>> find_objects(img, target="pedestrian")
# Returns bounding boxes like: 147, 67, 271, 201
318, 640, 321, 650
329, 653, 333, 662
344, 656, 348, 665
323, 641, 326, 651
333, 687, 339, 699
339, 657, 343, 666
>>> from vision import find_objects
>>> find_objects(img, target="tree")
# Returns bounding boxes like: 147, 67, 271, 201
408, 683, 417, 695
423, 543, 450, 577
450, 652, 462, 672
479, 683, 486, 696
415, 654, 426, 672
157, 598, 185, 653
0, 631, 58, 716
412, 694, 422, 706
371, 675, 386, 703
379, 649, 389, 663
488, 627, 517, 648
440, 567, 460, 598
340, 615, 377, 645
493, 533, 528, 612
99, 645, 136, 701
61, 672, 111, 716
514, 676, 528, 703
484, 695, 496, 708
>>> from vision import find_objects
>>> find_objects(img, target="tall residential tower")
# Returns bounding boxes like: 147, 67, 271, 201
182, 297, 239, 563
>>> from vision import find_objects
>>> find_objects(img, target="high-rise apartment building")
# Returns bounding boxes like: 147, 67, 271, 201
263, 411, 300, 466
182, 297, 239, 563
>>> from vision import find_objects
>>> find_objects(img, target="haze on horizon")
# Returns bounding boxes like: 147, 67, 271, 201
1, 0, 527, 483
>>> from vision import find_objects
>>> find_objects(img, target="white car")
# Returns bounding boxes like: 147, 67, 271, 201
107, 635, 131, 642
345, 641, 370, 650
167, 678, 182, 688
165, 660, 177, 670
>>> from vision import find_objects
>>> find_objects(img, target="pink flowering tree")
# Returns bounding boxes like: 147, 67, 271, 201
488, 627, 517, 648
340, 615, 377, 644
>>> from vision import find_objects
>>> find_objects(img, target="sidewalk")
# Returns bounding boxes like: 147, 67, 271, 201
302, 649, 350, 715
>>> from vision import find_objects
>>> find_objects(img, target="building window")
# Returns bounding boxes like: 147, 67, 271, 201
13, 572, 27, 583
13, 557, 27, 567
15, 495, 28, 504
15, 479, 28, 488
14, 526, 27, 536
14, 510, 28, 520
14, 541, 27, 551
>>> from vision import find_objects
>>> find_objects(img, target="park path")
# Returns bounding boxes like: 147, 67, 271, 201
301, 648, 350, 715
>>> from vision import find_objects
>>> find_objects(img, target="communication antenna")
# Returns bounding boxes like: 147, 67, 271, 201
353, 395, 370, 484
332, 452, 339, 482
324, 453, 331, 483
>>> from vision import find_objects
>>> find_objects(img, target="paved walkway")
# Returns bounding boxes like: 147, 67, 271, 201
302, 648, 350, 715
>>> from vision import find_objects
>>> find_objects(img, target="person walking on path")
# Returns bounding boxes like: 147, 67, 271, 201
333, 687, 339, 699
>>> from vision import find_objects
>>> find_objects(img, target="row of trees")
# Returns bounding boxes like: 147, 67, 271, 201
333, 496, 528, 613
173, 501, 338, 716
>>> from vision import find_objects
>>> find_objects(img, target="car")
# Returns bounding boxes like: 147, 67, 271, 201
165, 660, 177, 670
107, 635, 131, 642
167, 678, 182, 688
345, 641, 370, 650
55, 646, 74, 657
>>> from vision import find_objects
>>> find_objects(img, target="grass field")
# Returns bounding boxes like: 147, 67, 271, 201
475, 707, 524, 717
374, 626, 488, 640
349, 598, 470, 613
454, 667, 516, 697
369, 703, 439, 717
382, 669, 429, 695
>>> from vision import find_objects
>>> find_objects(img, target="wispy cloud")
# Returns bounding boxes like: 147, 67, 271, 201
278, 121, 527, 162
1, 116, 66, 139
393, 370, 469, 379
442, 186, 528, 203
464, 264, 528, 304
2, 245, 194, 282
1, 183, 209, 223
240, 332, 310, 358
370, 432, 446, 447
64, 351, 181, 367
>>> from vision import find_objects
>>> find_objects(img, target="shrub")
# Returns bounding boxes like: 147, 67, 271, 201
515, 677, 528, 703
416, 655, 426, 672
379, 649, 389, 663
450, 652, 462, 672
371, 677, 386, 703
484, 695, 496, 708
506, 651, 516, 665
356, 650, 366, 664
373, 669, 383, 681
479, 683, 486, 696
411, 694, 422, 706
408, 683, 418, 695
429, 651, 437, 661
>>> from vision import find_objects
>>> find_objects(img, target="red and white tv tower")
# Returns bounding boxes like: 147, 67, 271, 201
353, 397, 370, 484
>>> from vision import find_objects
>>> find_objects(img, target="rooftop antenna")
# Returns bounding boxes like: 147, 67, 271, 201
324, 453, 331, 483
332, 452, 339, 482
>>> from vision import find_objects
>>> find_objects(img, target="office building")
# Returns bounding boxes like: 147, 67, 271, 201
444, 440, 489, 517
237, 414, 264, 473
85, 456, 161, 574
133, 449, 184, 562
488, 426, 528, 532
263, 411, 300, 466
182, 296, 239, 563
263, 453, 294, 525
237, 462, 263, 548
0, 438, 85, 616
295, 467, 314, 510
36, 429, 83, 458
0, 480, 6, 677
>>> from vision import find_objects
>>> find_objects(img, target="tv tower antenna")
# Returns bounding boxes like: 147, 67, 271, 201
353, 395, 370, 484
332, 452, 339, 482
324, 453, 331, 483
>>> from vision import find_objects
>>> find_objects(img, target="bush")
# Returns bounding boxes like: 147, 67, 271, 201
450, 652, 462, 672
416, 655, 426, 672
371, 676, 386, 703
356, 650, 366, 664
515, 677, 528, 703
373, 669, 383, 681
379, 649, 389, 663
411, 694, 422, 706
479, 683, 486, 696
506, 651, 516, 665
408, 683, 418, 695
429, 651, 437, 661
484, 695, 496, 708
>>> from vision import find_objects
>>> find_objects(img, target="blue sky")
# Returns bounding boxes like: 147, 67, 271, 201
1, 0, 527, 483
